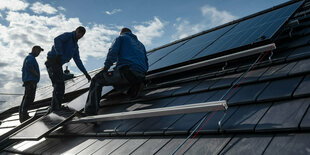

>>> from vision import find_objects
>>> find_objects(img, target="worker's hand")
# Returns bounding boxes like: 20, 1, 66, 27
85, 73, 91, 82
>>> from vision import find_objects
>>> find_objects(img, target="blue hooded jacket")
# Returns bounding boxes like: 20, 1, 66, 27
47, 31, 87, 74
22, 53, 40, 83
104, 32, 148, 73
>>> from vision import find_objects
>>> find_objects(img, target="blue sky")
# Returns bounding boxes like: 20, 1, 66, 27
0, 0, 288, 107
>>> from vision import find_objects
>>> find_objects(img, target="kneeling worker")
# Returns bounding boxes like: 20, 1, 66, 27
84, 28, 148, 116
20, 45, 44, 122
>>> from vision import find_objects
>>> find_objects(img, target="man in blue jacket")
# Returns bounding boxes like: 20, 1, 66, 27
83, 28, 148, 116
46, 26, 91, 112
20, 45, 43, 122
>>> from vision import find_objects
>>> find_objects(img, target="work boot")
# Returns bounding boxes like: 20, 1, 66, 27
19, 114, 30, 123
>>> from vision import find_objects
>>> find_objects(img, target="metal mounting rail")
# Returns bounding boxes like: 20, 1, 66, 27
147, 43, 276, 79
70, 100, 228, 124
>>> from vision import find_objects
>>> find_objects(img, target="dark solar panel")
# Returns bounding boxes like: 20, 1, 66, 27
149, 24, 235, 71
149, 1, 302, 71
148, 40, 188, 67
193, 1, 303, 59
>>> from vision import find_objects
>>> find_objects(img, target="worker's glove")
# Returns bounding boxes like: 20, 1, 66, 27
85, 73, 91, 82
55, 55, 62, 65
102, 66, 109, 73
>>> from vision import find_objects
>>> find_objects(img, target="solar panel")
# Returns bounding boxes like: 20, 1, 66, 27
149, 24, 236, 71
147, 40, 188, 67
148, 1, 303, 72
193, 1, 303, 59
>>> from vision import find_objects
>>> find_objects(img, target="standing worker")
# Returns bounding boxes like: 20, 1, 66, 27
83, 28, 148, 116
46, 26, 91, 112
20, 45, 44, 122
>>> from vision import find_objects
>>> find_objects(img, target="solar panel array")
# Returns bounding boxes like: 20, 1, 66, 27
148, 1, 303, 71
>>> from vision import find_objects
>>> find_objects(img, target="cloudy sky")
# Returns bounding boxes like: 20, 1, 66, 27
0, 0, 288, 107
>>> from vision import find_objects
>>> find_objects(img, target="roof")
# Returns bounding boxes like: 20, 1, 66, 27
1, 0, 310, 154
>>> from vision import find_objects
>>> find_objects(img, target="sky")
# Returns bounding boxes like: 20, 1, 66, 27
0, 0, 289, 109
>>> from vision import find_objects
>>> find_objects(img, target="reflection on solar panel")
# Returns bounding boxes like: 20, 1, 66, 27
148, 40, 188, 67
193, 1, 303, 59
149, 24, 236, 71
149, 1, 303, 71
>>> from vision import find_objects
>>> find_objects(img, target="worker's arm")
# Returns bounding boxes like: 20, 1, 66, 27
25, 59, 39, 77
73, 48, 91, 81
104, 36, 121, 71
54, 32, 71, 56
29, 68, 39, 77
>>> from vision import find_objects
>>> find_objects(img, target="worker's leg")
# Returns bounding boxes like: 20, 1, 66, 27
46, 61, 64, 111
84, 69, 129, 115
19, 81, 37, 123
84, 71, 106, 115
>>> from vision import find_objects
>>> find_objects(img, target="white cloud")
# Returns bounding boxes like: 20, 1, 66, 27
30, 2, 57, 14
58, 6, 66, 11
173, 5, 237, 40
105, 9, 122, 15
133, 17, 165, 46
0, 0, 29, 11
201, 5, 237, 25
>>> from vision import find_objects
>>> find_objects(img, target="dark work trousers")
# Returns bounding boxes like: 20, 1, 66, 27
85, 67, 145, 115
19, 81, 37, 123
45, 59, 65, 111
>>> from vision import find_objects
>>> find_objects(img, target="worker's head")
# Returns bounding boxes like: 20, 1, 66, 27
32, 45, 44, 57
120, 28, 132, 35
75, 26, 86, 40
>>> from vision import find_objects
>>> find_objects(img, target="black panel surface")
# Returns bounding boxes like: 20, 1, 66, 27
238, 67, 268, 85
10, 108, 75, 140
222, 103, 271, 132
287, 45, 310, 60
300, 105, 310, 129
131, 136, 172, 155
294, 74, 310, 97
150, 25, 235, 71
155, 136, 199, 155
289, 58, 310, 75
256, 98, 310, 131
219, 134, 273, 155
92, 138, 129, 155
44, 137, 89, 154
148, 40, 187, 67
209, 73, 242, 90
189, 78, 218, 93
259, 64, 287, 81
228, 82, 268, 105
264, 133, 310, 155
257, 76, 303, 102
184, 135, 232, 155
171, 81, 200, 95
260, 61, 296, 81
77, 138, 112, 155
191, 106, 238, 133
110, 137, 150, 155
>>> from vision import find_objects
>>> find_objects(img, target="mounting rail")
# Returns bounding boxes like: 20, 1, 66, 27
70, 100, 228, 124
